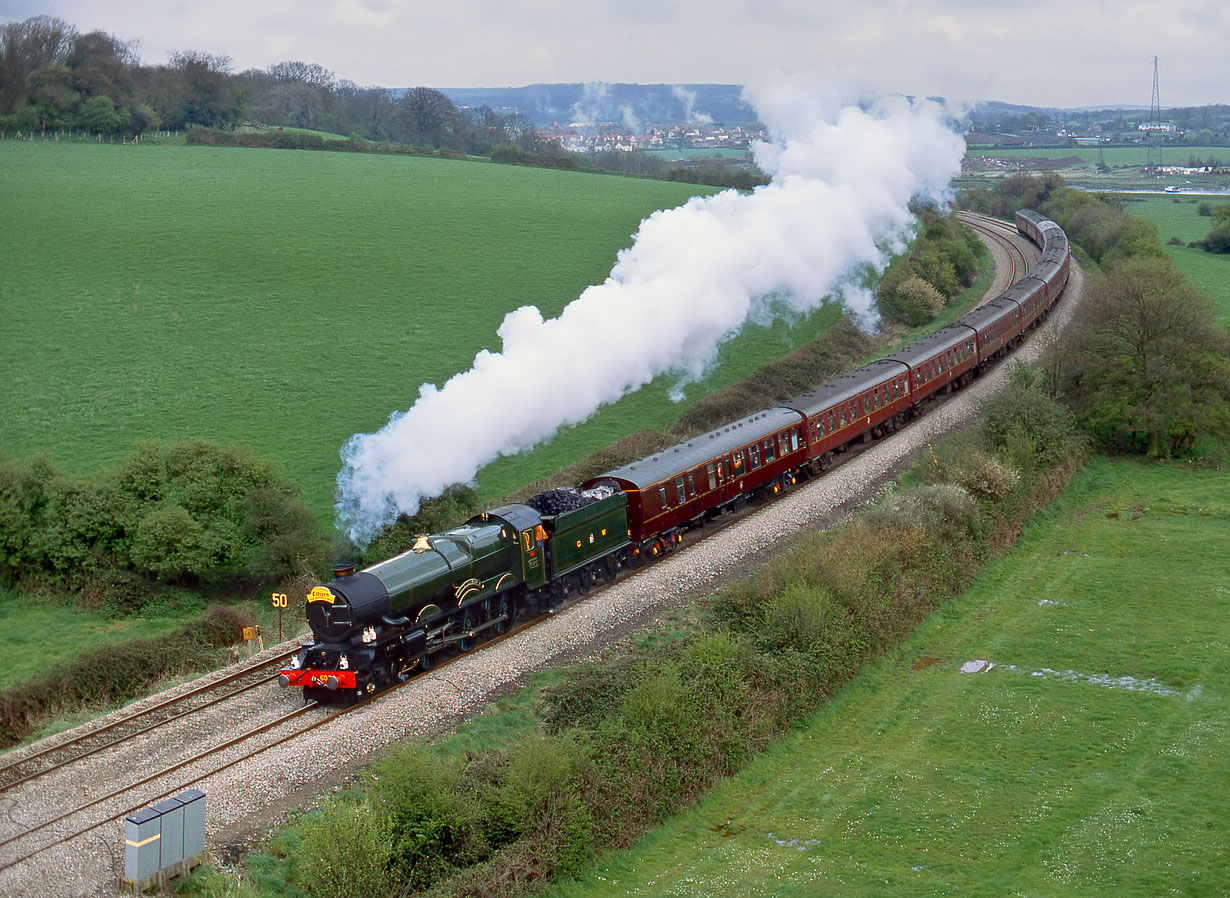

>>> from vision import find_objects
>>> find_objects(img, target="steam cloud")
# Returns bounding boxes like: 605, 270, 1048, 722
335, 85, 966, 544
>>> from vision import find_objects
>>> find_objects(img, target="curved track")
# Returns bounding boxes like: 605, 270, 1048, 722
0, 213, 1064, 894
957, 210, 1034, 293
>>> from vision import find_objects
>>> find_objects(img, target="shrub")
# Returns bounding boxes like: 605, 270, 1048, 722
296, 799, 394, 898
981, 363, 1076, 468
2, 440, 327, 591
0, 604, 251, 747
948, 450, 1021, 503
878, 274, 946, 326
481, 732, 591, 851
367, 744, 483, 890
865, 483, 983, 545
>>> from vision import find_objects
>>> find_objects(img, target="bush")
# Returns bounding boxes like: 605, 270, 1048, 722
482, 732, 591, 852
981, 363, 1076, 468
296, 799, 394, 898
865, 483, 983, 545
0, 440, 328, 593
948, 450, 1021, 503
367, 745, 483, 890
878, 274, 946, 326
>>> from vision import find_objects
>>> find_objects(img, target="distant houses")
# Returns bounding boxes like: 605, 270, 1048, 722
540, 122, 767, 154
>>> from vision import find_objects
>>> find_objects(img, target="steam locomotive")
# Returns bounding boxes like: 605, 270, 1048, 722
280, 209, 1069, 704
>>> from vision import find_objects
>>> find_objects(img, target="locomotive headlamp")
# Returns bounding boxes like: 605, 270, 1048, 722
339, 654, 349, 670
290, 655, 302, 669
362, 626, 377, 644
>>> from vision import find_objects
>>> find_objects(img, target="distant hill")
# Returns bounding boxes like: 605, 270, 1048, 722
430, 83, 756, 127
392, 83, 1201, 131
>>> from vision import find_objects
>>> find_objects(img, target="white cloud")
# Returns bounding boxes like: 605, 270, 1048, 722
4, 0, 1228, 104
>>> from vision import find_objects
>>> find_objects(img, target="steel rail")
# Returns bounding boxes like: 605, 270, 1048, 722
0, 648, 300, 793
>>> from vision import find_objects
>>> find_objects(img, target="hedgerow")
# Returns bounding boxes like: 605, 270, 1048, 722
0, 603, 252, 748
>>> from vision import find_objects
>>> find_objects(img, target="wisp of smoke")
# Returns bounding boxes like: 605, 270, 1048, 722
335, 88, 965, 544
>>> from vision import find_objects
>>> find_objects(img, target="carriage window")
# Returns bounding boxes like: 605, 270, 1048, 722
659, 486, 668, 508
765, 439, 776, 462
675, 476, 685, 500
829, 410, 837, 431
839, 408, 847, 426
749, 444, 761, 469
707, 463, 717, 489
873, 391, 880, 410
792, 430, 800, 451
732, 451, 744, 474
687, 474, 696, 497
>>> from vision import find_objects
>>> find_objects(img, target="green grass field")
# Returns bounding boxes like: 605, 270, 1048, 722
0, 588, 199, 690
554, 459, 1230, 897
1122, 194, 1230, 323
644, 147, 752, 161
965, 145, 1228, 167
4, 141, 829, 519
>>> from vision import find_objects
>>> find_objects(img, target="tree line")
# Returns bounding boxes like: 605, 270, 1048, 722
0, 15, 553, 156
1, 14, 771, 192
960, 173, 1230, 458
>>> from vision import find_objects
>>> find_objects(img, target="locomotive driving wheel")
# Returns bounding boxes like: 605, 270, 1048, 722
458, 611, 478, 651
492, 594, 515, 634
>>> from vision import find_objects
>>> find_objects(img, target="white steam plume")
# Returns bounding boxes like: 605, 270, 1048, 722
335, 86, 965, 544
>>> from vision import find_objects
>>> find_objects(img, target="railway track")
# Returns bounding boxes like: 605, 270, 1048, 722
957, 211, 1033, 290
0, 602, 574, 875
0, 648, 300, 794
0, 212, 1047, 889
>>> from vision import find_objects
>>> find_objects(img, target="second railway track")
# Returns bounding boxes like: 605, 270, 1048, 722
0, 648, 300, 794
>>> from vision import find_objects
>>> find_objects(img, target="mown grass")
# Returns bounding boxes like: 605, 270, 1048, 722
1121, 194, 1230, 323
3, 141, 786, 519
0, 587, 200, 690
554, 458, 1230, 897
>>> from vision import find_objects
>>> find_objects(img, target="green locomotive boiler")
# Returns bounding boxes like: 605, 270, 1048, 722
280, 487, 629, 703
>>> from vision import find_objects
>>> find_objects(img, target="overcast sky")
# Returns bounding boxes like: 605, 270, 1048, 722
3, 0, 1226, 109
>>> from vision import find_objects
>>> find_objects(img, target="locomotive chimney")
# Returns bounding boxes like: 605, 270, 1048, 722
332, 562, 356, 579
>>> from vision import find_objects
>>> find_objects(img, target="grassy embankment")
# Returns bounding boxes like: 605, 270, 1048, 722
554, 457, 1229, 897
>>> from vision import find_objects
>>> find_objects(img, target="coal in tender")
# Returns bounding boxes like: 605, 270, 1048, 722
527, 487, 595, 516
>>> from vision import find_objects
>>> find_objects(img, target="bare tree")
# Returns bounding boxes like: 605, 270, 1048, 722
268, 60, 334, 88
0, 15, 77, 113
395, 86, 457, 149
